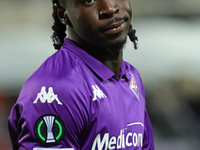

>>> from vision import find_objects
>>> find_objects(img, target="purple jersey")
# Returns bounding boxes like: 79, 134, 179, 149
8, 38, 154, 150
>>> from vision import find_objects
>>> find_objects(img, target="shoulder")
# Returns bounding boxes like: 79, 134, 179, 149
18, 48, 91, 107
8, 48, 92, 148
33, 49, 79, 77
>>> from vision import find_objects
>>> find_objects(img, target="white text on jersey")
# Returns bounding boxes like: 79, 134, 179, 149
92, 122, 144, 150
92, 130, 143, 150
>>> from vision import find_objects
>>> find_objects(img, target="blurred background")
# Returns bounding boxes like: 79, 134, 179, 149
0, 0, 200, 149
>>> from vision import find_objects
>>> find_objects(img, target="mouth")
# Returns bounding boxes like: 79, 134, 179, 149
99, 17, 128, 35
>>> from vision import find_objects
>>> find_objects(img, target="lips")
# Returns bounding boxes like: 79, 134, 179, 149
100, 19, 125, 35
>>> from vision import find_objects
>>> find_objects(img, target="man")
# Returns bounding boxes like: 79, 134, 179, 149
8, 0, 154, 149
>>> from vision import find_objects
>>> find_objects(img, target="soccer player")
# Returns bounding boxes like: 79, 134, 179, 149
8, 0, 155, 149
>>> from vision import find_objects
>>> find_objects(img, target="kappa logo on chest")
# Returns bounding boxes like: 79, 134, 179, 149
92, 85, 107, 101
129, 74, 140, 101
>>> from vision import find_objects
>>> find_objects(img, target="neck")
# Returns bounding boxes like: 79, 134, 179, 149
86, 46, 123, 78
67, 26, 123, 79
102, 50, 123, 79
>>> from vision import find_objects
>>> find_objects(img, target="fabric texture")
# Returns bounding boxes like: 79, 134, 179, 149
8, 38, 154, 150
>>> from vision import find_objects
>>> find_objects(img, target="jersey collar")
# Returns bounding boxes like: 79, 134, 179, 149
62, 38, 128, 81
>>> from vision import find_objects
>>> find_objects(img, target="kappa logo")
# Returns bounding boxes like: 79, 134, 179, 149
129, 75, 139, 101
92, 85, 107, 101
33, 86, 63, 105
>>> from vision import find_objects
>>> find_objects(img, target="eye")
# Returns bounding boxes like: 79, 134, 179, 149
84, 0, 96, 5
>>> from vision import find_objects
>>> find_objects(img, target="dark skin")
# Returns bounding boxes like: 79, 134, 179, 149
56, 0, 132, 78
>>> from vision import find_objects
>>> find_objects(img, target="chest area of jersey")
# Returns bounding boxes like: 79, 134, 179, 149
89, 80, 145, 149
90, 78, 144, 120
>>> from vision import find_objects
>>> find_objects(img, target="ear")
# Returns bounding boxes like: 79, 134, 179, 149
54, 3, 72, 27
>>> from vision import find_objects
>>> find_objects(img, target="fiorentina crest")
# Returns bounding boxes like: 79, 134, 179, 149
129, 74, 139, 101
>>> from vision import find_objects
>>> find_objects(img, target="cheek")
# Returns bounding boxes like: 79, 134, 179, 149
119, 0, 132, 17
75, 11, 99, 38
79, 8, 99, 30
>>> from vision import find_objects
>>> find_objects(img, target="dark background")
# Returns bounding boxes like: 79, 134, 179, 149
0, 0, 200, 149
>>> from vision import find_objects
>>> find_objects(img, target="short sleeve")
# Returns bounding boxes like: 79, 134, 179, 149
8, 78, 90, 150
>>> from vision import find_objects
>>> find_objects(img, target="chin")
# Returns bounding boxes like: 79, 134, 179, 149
104, 37, 127, 54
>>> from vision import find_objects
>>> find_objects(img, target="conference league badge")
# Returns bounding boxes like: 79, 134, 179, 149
34, 114, 65, 144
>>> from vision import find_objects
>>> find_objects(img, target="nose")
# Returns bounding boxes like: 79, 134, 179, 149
99, 0, 119, 19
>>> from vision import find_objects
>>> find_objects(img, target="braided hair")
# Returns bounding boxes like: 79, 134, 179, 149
51, 0, 138, 50
51, 0, 66, 50
128, 24, 138, 49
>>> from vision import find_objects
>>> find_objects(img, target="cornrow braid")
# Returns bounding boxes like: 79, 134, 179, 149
51, 0, 66, 50
128, 24, 138, 50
